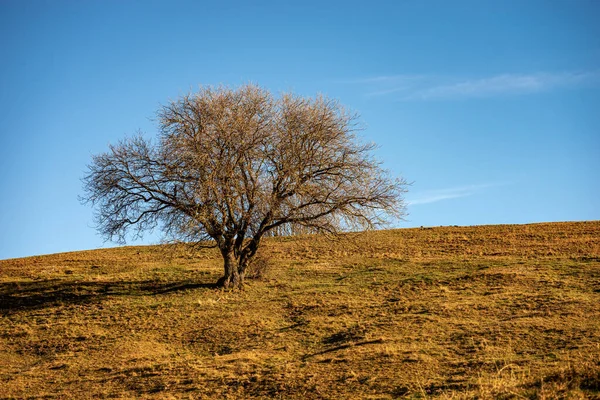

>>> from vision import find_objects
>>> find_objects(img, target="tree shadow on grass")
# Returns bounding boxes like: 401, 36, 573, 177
0, 278, 218, 314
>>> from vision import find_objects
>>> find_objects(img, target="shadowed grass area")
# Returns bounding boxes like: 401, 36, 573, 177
1, 221, 599, 398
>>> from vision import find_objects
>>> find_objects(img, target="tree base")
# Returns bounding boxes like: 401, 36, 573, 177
216, 274, 244, 289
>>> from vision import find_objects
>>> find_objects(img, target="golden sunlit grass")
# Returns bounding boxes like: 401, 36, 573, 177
1, 221, 599, 398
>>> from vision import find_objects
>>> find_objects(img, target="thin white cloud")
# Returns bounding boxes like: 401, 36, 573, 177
408, 191, 471, 205
407, 182, 510, 206
411, 71, 600, 100
350, 70, 600, 100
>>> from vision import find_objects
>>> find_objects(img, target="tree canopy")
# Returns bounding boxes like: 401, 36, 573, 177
83, 84, 407, 288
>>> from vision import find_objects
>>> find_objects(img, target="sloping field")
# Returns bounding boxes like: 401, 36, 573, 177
1, 221, 599, 399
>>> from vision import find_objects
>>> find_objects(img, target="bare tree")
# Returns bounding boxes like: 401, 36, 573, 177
82, 84, 407, 288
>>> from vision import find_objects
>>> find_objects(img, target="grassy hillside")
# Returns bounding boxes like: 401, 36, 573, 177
1, 221, 599, 399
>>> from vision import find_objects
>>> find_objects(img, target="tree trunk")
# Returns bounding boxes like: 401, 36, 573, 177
216, 250, 243, 289
238, 236, 259, 277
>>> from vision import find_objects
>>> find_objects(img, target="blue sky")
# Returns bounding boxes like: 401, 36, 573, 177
1, 0, 598, 259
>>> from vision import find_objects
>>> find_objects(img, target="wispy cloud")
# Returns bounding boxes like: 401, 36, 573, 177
408, 191, 471, 205
351, 71, 600, 101
412, 71, 600, 100
407, 182, 509, 206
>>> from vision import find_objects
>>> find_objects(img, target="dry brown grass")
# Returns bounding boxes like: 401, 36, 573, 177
1, 221, 599, 399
